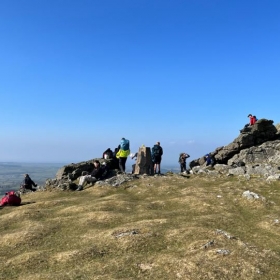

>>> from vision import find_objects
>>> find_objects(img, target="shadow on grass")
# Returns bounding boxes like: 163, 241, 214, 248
0, 201, 36, 209
19, 202, 36, 206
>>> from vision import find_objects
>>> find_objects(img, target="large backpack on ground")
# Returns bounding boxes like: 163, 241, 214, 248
0, 191, 21, 206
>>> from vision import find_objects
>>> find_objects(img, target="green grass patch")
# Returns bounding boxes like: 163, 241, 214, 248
1, 174, 280, 279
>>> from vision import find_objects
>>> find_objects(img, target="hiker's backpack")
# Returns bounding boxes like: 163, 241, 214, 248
120, 139, 130, 151
178, 153, 190, 162
153, 145, 162, 156
178, 153, 184, 162
0, 191, 21, 206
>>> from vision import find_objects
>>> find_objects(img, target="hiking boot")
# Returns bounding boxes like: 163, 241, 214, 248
76, 185, 83, 191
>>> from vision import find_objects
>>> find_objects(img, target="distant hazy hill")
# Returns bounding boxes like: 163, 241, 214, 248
0, 162, 65, 195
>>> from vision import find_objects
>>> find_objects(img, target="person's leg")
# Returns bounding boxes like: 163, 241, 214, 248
24, 185, 36, 191
158, 157, 162, 174
122, 157, 127, 172
180, 163, 183, 172
77, 175, 96, 191
86, 176, 97, 184
119, 157, 127, 173
78, 175, 87, 186
154, 163, 157, 173
119, 158, 124, 172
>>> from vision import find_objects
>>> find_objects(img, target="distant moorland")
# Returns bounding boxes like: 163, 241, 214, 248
0, 162, 65, 195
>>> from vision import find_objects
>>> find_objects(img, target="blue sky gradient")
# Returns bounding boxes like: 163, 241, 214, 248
1, 0, 279, 164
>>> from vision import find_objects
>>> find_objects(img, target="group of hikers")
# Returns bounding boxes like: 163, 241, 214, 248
75, 138, 164, 191
1, 114, 258, 202
102, 138, 164, 174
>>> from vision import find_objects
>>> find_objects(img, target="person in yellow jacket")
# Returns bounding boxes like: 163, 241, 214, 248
116, 138, 130, 173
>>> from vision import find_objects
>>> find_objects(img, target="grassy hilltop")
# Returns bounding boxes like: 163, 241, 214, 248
0, 174, 280, 280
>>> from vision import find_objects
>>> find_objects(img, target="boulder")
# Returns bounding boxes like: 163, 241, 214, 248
189, 119, 280, 178
214, 119, 277, 164
190, 119, 278, 167
228, 140, 280, 168
46, 158, 115, 190
56, 158, 112, 181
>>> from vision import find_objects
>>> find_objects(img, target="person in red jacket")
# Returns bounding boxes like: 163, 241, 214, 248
240, 114, 257, 133
248, 114, 257, 126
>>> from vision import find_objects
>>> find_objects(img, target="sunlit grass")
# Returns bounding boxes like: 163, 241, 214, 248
0, 174, 280, 279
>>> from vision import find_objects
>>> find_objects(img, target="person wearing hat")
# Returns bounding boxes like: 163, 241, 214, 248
21, 174, 37, 192
152, 141, 163, 174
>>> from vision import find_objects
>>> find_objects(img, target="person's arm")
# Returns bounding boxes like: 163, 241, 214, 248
31, 179, 37, 187
116, 150, 121, 158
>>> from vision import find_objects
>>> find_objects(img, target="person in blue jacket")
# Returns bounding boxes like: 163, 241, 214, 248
205, 154, 216, 167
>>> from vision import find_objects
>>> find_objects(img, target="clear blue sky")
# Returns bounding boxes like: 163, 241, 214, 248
1, 0, 279, 164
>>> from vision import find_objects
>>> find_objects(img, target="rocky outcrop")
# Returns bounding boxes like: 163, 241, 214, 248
45, 153, 160, 191
190, 119, 278, 168
228, 140, 280, 167
189, 120, 280, 180
46, 158, 113, 190
45, 119, 280, 190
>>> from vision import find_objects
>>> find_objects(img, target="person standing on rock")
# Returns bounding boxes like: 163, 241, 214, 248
116, 138, 130, 173
152, 141, 163, 174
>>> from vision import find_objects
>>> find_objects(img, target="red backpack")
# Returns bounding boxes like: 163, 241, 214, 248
0, 191, 21, 206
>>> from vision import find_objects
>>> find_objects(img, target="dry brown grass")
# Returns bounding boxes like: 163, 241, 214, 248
1, 173, 280, 279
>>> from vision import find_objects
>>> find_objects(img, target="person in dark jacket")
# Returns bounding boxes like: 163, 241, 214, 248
103, 148, 113, 159
205, 154, 216, 167
21, 174, 37, 192
77, 160, 104, 191
152, 142, 163, 174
